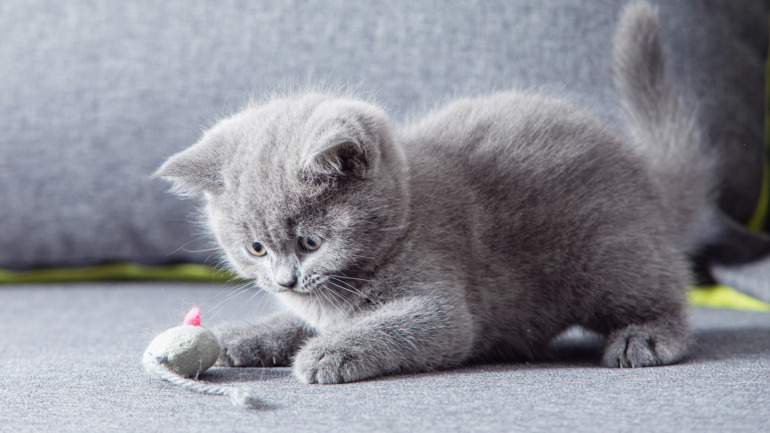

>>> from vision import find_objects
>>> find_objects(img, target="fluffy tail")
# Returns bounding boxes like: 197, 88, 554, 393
612, 2, 714, 245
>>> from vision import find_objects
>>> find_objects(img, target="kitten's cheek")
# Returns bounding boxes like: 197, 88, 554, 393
256, 276, 279, 292
224, 253, 253, 276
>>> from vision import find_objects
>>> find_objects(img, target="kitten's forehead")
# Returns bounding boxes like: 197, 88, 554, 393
230, 95, 327, 158
219, 94, 335, 232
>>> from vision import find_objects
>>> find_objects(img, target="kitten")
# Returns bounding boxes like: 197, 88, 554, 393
156, 2, 712, 384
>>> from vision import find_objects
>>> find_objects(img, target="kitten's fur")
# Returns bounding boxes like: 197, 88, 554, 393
157, 2, 712, 384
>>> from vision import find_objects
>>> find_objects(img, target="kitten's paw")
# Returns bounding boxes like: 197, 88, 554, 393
214, 328, 289, 368
293, 339, 373, 384
602, 323, 687, 368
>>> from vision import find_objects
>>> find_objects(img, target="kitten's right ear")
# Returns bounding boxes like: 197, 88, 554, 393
154, 132, 230, 197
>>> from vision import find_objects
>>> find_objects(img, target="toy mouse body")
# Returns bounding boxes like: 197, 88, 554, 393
142, 323, 220, 378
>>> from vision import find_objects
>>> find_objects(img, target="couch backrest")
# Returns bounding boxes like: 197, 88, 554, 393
0, 0, 766, 270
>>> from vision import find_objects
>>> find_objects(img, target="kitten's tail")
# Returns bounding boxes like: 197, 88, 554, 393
612, 2, 714, 245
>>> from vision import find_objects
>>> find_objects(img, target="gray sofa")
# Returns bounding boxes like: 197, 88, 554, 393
2, 1, 769, 431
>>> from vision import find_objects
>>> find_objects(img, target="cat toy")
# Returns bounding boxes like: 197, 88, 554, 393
143, 307, 260, 409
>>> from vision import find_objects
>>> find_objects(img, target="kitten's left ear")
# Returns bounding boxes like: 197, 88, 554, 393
301, 101, 391, 183
154, 129, 232, 197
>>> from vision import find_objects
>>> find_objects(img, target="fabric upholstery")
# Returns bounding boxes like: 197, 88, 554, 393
0, 0, 766, 269
2, 284, 769, 432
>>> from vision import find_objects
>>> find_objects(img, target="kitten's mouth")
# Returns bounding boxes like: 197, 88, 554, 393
269, 274, 325, 295
289, 286, 313, 295
269, 283, 313, 295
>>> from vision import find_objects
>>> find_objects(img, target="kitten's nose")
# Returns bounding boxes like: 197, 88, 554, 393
272, 257, 299, 290
276, 276, 298, 289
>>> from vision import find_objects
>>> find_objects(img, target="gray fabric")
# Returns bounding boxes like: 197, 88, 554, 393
0, 0, 765, 269
713, 254, 770, 303
1, 283, 769, 432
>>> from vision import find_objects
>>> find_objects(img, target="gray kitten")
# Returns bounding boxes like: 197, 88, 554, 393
156, 2, 712, 384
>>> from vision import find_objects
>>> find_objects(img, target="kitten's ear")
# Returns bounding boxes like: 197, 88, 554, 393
304, 139, 371, 181
301, 102, 390, 183
154, 131, 230, 197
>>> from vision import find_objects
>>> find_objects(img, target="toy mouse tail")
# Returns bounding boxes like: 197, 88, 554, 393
147, 356, 262, 409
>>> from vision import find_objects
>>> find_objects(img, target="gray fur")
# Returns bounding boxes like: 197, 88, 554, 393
156, 2, 710, 383
611, 1, 714, 251
215, 312, 316, 367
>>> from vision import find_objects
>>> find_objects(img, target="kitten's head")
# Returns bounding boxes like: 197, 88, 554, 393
156, 93, 409, 295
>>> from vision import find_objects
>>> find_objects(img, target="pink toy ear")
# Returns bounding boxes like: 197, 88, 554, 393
183, 307, 202, 326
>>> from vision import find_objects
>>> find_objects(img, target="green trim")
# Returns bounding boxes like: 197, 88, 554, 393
748, 160, 770, 230
2, 264, 767, 312
688, 285, 770, 312
0, 263, 239, 284
749, 18, 770, 231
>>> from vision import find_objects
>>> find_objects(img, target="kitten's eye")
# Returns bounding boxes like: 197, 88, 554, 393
246, 241, 267, 256
299, 235, 322, 251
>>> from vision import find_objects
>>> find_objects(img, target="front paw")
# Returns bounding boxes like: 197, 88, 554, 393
214, 327, 288, 368
293, 339, 376, 384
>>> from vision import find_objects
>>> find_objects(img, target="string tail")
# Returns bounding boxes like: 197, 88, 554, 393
148, 356, 262, 409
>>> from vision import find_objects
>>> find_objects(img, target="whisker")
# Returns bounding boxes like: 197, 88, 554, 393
180, 247, 222, 254
323, 285, 357, 312
327, 276, 361, 292
324, 283, 358, 305
232, 287, 267, 318
197, 283, 240, 305
328, 274, 376, 283
201, 281, 250, 308
318, 286, 346, 317
165, 236, 214, 256
204, 281, 254, 318
323, 286, 351, 317
326, 280, 369, 300
255, 284, 277, 315
208, 281, 252, 307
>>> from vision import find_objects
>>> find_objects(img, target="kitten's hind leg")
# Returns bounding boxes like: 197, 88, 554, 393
601, 317, 688, 368
582, 244, 691, 368
215, 311, 315, 367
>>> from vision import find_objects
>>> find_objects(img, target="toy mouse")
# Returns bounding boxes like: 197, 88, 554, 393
143, 307, 260, 409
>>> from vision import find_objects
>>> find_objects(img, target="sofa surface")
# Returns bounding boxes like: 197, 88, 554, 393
1, 283, 769, 433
